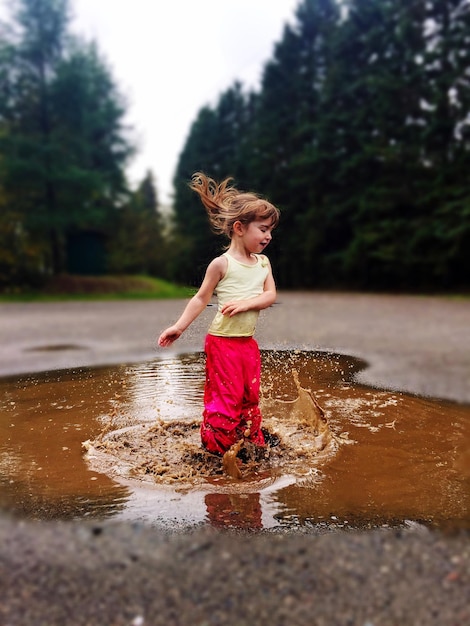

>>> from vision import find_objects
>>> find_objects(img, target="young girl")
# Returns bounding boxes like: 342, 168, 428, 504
158, 172, 280, 456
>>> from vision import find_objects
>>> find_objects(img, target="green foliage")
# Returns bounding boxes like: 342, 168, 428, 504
107, 171, 169, 277
0, 0, 134, 284
0, 274, 192, 301
173, 100, 237, 285
0, 203, 46, 287
172, 0, 470, 292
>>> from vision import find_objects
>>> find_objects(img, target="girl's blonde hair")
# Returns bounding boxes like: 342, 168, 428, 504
189, 172, 280, 238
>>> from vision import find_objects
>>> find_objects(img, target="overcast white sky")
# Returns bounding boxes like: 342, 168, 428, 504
70, 0, 298, 203
68, 0, 300, 205
0, 0, 299, 204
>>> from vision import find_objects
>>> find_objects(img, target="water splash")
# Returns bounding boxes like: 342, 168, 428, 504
83, 367, 339, 487
2, 350, 469, 530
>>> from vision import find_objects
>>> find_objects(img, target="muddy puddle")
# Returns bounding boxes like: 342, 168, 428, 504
0, 350, 469, 531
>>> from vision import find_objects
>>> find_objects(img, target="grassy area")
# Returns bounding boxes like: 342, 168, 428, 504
0, 275, 194, 302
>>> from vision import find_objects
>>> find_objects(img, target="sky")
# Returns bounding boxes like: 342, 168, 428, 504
65, 0, 300, 206
0, 0, 300, 205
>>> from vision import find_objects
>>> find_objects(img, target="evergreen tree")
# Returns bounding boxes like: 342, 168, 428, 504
107, 171, 167, 277
51, 43, 132, 222
172, 0, 470, 292
417, 0, 470, 287
172, 83, 252, 285
248, 0, 341, 287
332, 0, 429, 289
0, 0, 71, 274
0, 0, 133, 279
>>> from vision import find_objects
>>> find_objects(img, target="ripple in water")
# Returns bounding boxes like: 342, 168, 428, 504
1, 350, 469, 531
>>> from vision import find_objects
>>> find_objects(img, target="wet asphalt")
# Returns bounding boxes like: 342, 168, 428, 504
1, 293, 469, 625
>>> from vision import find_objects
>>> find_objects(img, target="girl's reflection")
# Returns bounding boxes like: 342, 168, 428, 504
205, 492, 262, 529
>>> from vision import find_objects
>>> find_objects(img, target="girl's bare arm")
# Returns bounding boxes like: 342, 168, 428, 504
158, 257, 226, 347
220, 262, 276, 318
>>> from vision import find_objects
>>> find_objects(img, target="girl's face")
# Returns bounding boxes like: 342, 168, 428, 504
241, 219, 274, 254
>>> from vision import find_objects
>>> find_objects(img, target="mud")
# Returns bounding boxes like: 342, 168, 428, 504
3, 348, 468, 530
82, 359, 335, 488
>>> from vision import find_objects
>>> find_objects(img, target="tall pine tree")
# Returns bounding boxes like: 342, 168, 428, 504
0, 0, 133, 280
417, 0, 470, 287
172, 0, 470, 292
172, 83, 251, 285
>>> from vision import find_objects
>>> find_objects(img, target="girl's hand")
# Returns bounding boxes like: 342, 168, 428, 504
158, 326, 183, 347
221, 300, 249, 317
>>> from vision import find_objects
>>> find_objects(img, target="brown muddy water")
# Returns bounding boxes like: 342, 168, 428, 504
1, 350, 469, 532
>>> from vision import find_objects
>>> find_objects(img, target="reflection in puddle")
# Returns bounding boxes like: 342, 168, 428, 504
0, 351, 469, 531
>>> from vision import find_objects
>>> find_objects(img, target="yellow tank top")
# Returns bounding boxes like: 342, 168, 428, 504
208, 252, 270, 337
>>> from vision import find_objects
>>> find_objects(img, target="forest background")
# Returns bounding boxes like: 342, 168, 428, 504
1, 0, 469, 294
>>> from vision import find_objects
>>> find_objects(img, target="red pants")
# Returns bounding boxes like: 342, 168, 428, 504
201, 334, 266, 454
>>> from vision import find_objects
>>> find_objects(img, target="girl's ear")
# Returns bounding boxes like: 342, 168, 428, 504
233, 220, 245, 236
